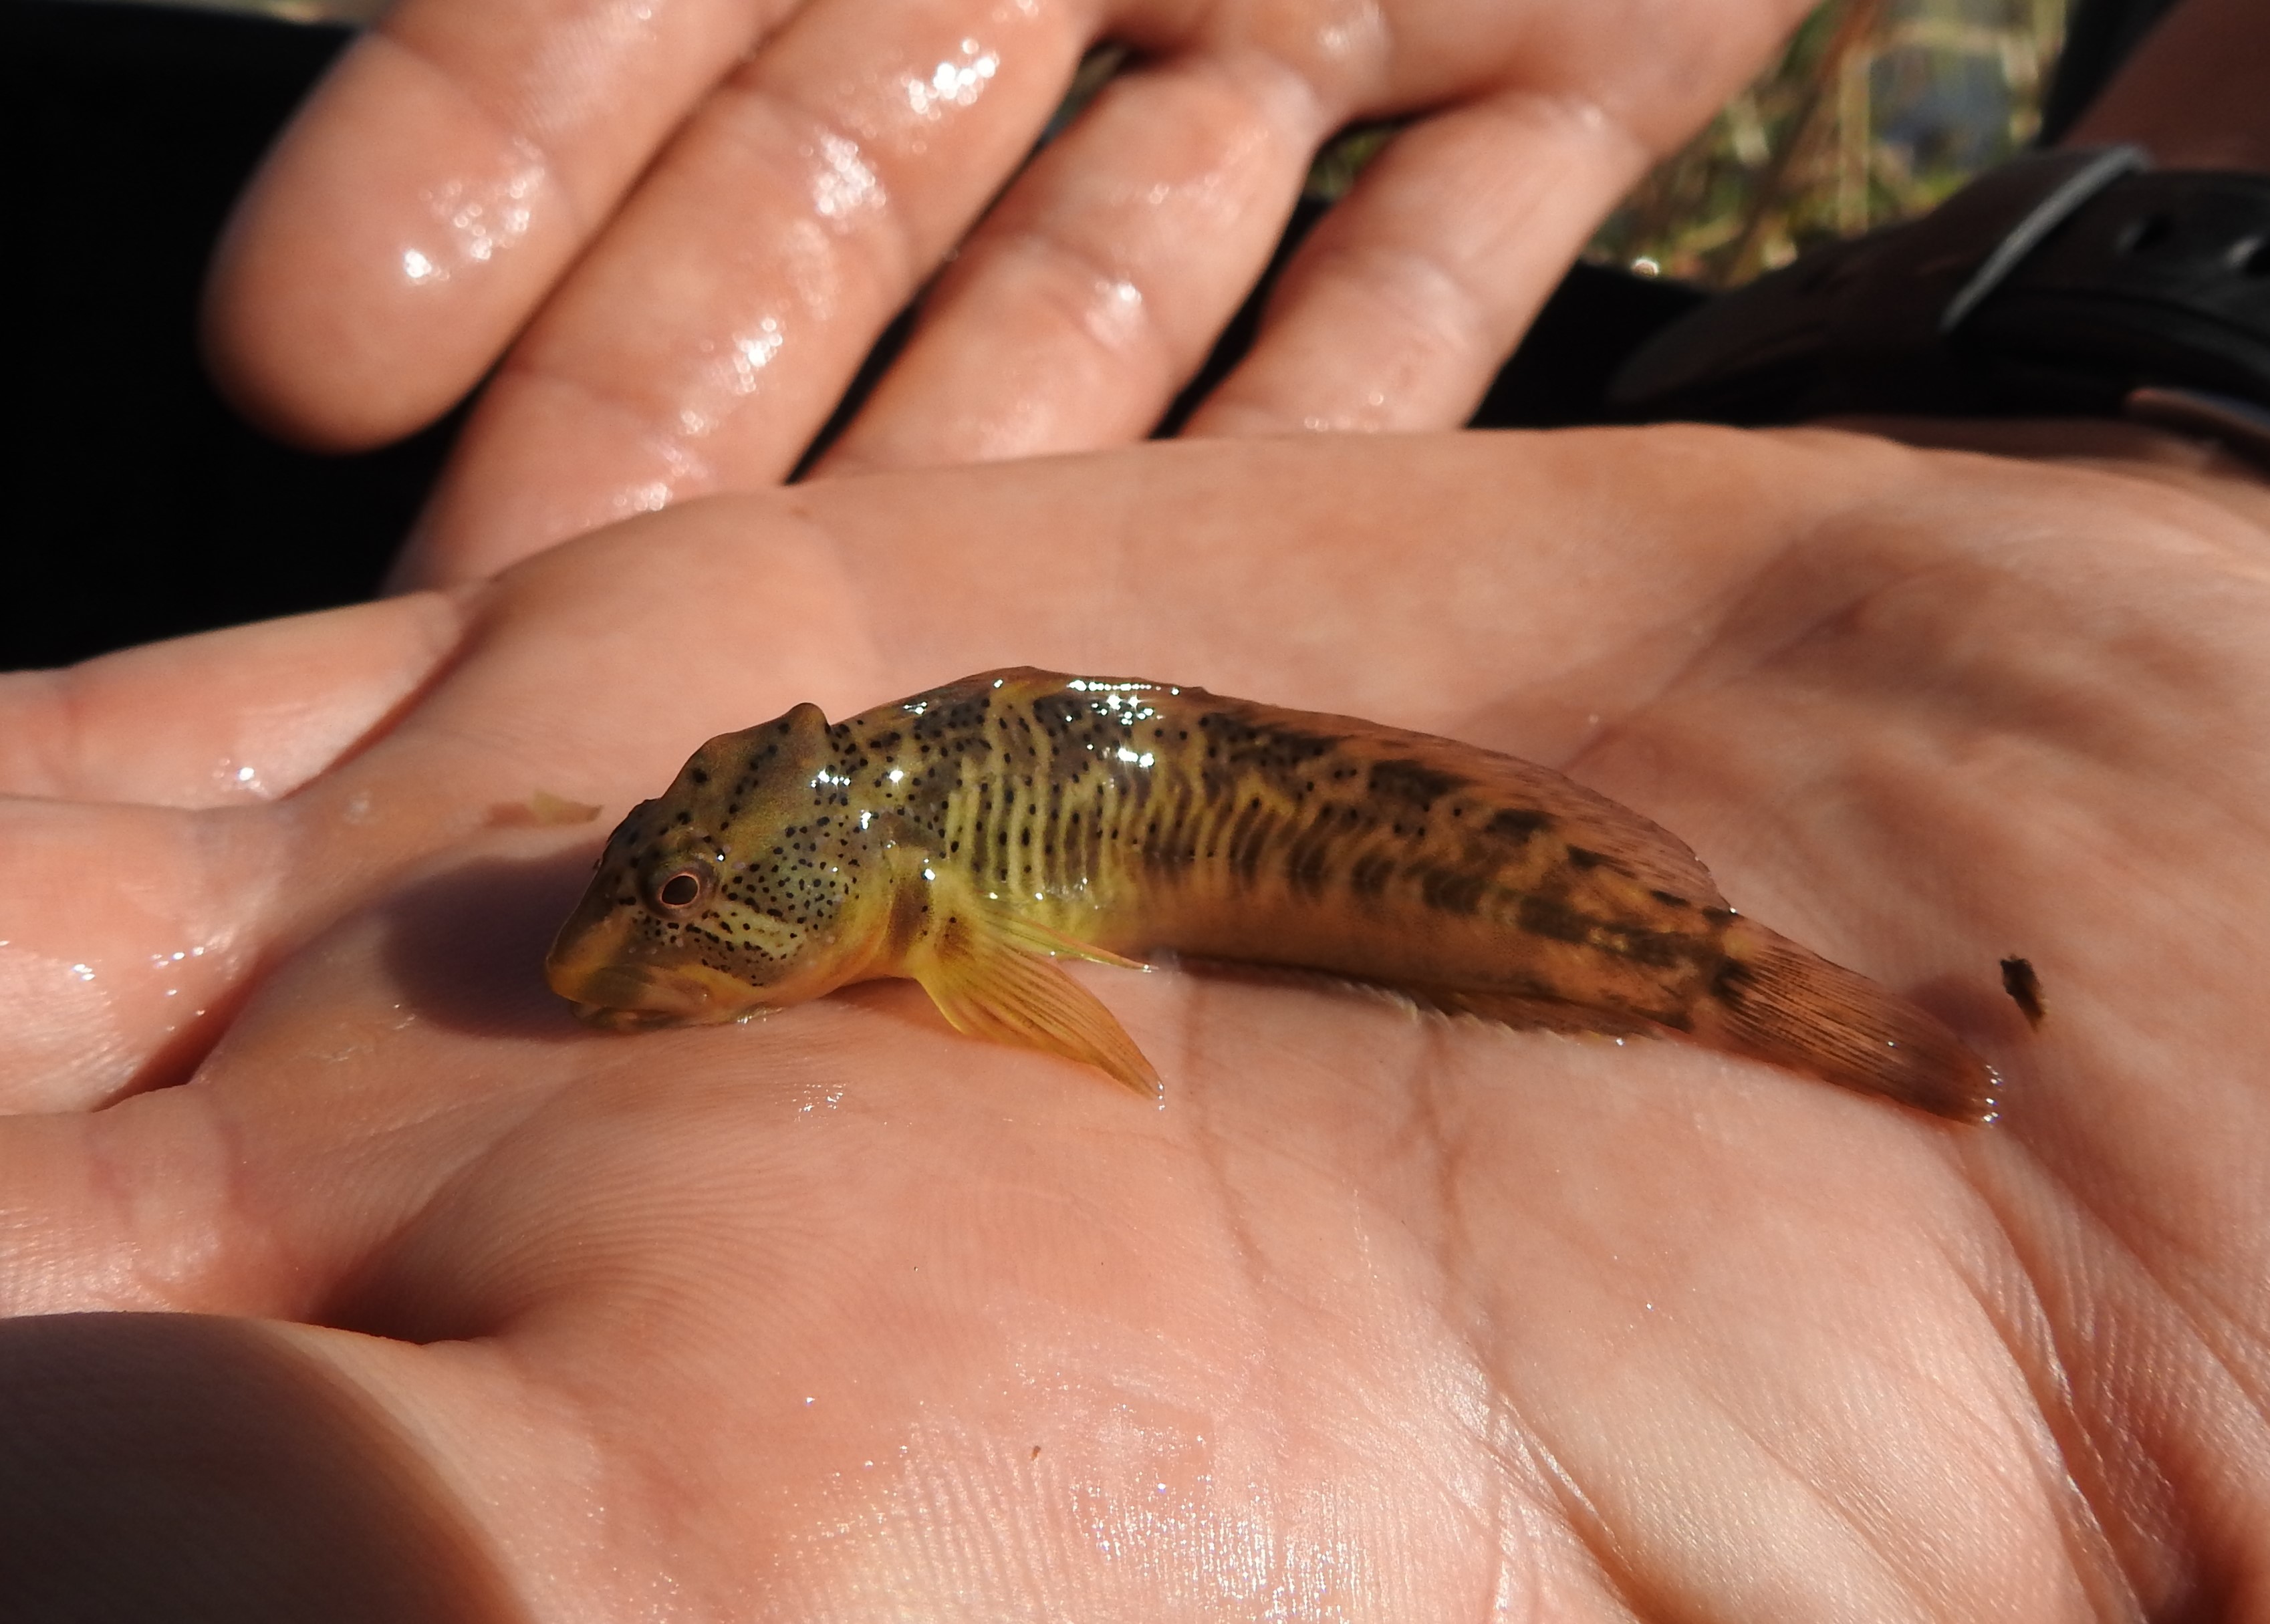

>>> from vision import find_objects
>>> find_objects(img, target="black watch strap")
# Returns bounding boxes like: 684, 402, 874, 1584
1608, 146, 2270, 462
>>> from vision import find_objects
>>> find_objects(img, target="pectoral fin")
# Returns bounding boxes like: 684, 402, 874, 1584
987, 910, 1151, 972
908, 907, 1160, 1098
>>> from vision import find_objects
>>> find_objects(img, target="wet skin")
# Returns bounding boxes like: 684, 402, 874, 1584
203, 0, 1829, 582
3, 428, 2269, 1619
198, 0, 2270, 589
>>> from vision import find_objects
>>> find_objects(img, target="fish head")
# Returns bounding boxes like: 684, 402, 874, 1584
545, 701, 878, 1027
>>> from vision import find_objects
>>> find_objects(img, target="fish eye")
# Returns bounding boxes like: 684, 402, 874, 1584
654, 869, 705, 910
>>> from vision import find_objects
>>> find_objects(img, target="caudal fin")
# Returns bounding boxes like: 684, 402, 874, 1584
1694, 920, 1999, 1123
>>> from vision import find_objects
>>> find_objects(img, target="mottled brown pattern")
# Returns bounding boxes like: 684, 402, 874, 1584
547, 669, 1997, 1119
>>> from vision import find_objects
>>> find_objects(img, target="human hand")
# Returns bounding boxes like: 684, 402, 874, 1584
7, 428, 2267, 1615
200, 0, 1811, 585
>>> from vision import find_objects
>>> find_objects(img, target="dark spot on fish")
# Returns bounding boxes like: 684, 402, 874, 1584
1369, 758, 1466, 810
1650, 890, 1689, 909
1286, 840, 1332, 896
2001, 957, 2046, 1029
1349, 851, 1396, 898
1417, 864, 1488, 916
1710, 955, 1755, 1004
1515, 894, 1592, 946
1566, 846, 1610, 871
1607, 929, 1694, 970
1487, 808, 1553, 842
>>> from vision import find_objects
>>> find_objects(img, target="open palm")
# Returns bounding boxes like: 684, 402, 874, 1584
5, 427, 2266, 1618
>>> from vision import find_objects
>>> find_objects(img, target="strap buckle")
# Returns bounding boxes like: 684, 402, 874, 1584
1608, 145, 2270, 451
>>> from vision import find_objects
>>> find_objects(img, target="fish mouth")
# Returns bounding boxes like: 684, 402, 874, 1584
545, 948, 763, 1029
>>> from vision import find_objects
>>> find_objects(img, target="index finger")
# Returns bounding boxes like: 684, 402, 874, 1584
202, 0, 801, 450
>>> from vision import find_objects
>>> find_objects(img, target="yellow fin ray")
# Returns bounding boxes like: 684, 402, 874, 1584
909, 910, 1160, 1097
985, 909, 1150, 972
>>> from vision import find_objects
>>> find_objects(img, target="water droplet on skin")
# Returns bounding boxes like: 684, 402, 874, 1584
608, 481, 674, 519
214, 760, 267, 797
902, 43, 999, 118
811, 133, 884, 220
412, 153, 544, 279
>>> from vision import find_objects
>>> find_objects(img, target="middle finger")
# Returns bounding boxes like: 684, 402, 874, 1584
399, 0, 1100, 585
813, 43, 1331, 474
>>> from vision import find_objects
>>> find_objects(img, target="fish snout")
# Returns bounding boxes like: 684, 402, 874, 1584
545, 952, 761, 1026
549, 958, 662, 1012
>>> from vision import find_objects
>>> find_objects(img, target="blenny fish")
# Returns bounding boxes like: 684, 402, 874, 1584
546, 669, 1996, 1121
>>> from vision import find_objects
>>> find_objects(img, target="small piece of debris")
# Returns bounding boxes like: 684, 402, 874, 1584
2000, 957, 2045, 1029
492, 790, 603, 827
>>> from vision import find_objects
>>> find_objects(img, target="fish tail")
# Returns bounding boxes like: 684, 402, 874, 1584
1694, 919, 1999, 1123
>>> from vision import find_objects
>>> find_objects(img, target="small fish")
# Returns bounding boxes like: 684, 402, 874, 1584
546, 669, 1997, 1121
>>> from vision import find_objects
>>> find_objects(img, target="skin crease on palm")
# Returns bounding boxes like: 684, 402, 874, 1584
5, 428, 2270, 1619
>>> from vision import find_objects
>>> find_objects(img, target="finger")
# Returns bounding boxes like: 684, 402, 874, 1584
0, 593, 491, 1115
391, 0, 1092, 586
813, 47, 1330, 474
1176, 0, 1814, 438
0, 597, 469, 1113
1182, 90, 1648, 436
0, 595, 467, 808
0, 736, 561, 1122
0, 1315, 528, 1616
0, 797, 282, 1113
0, 500, 885, 1119
203, 0, 798, 449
